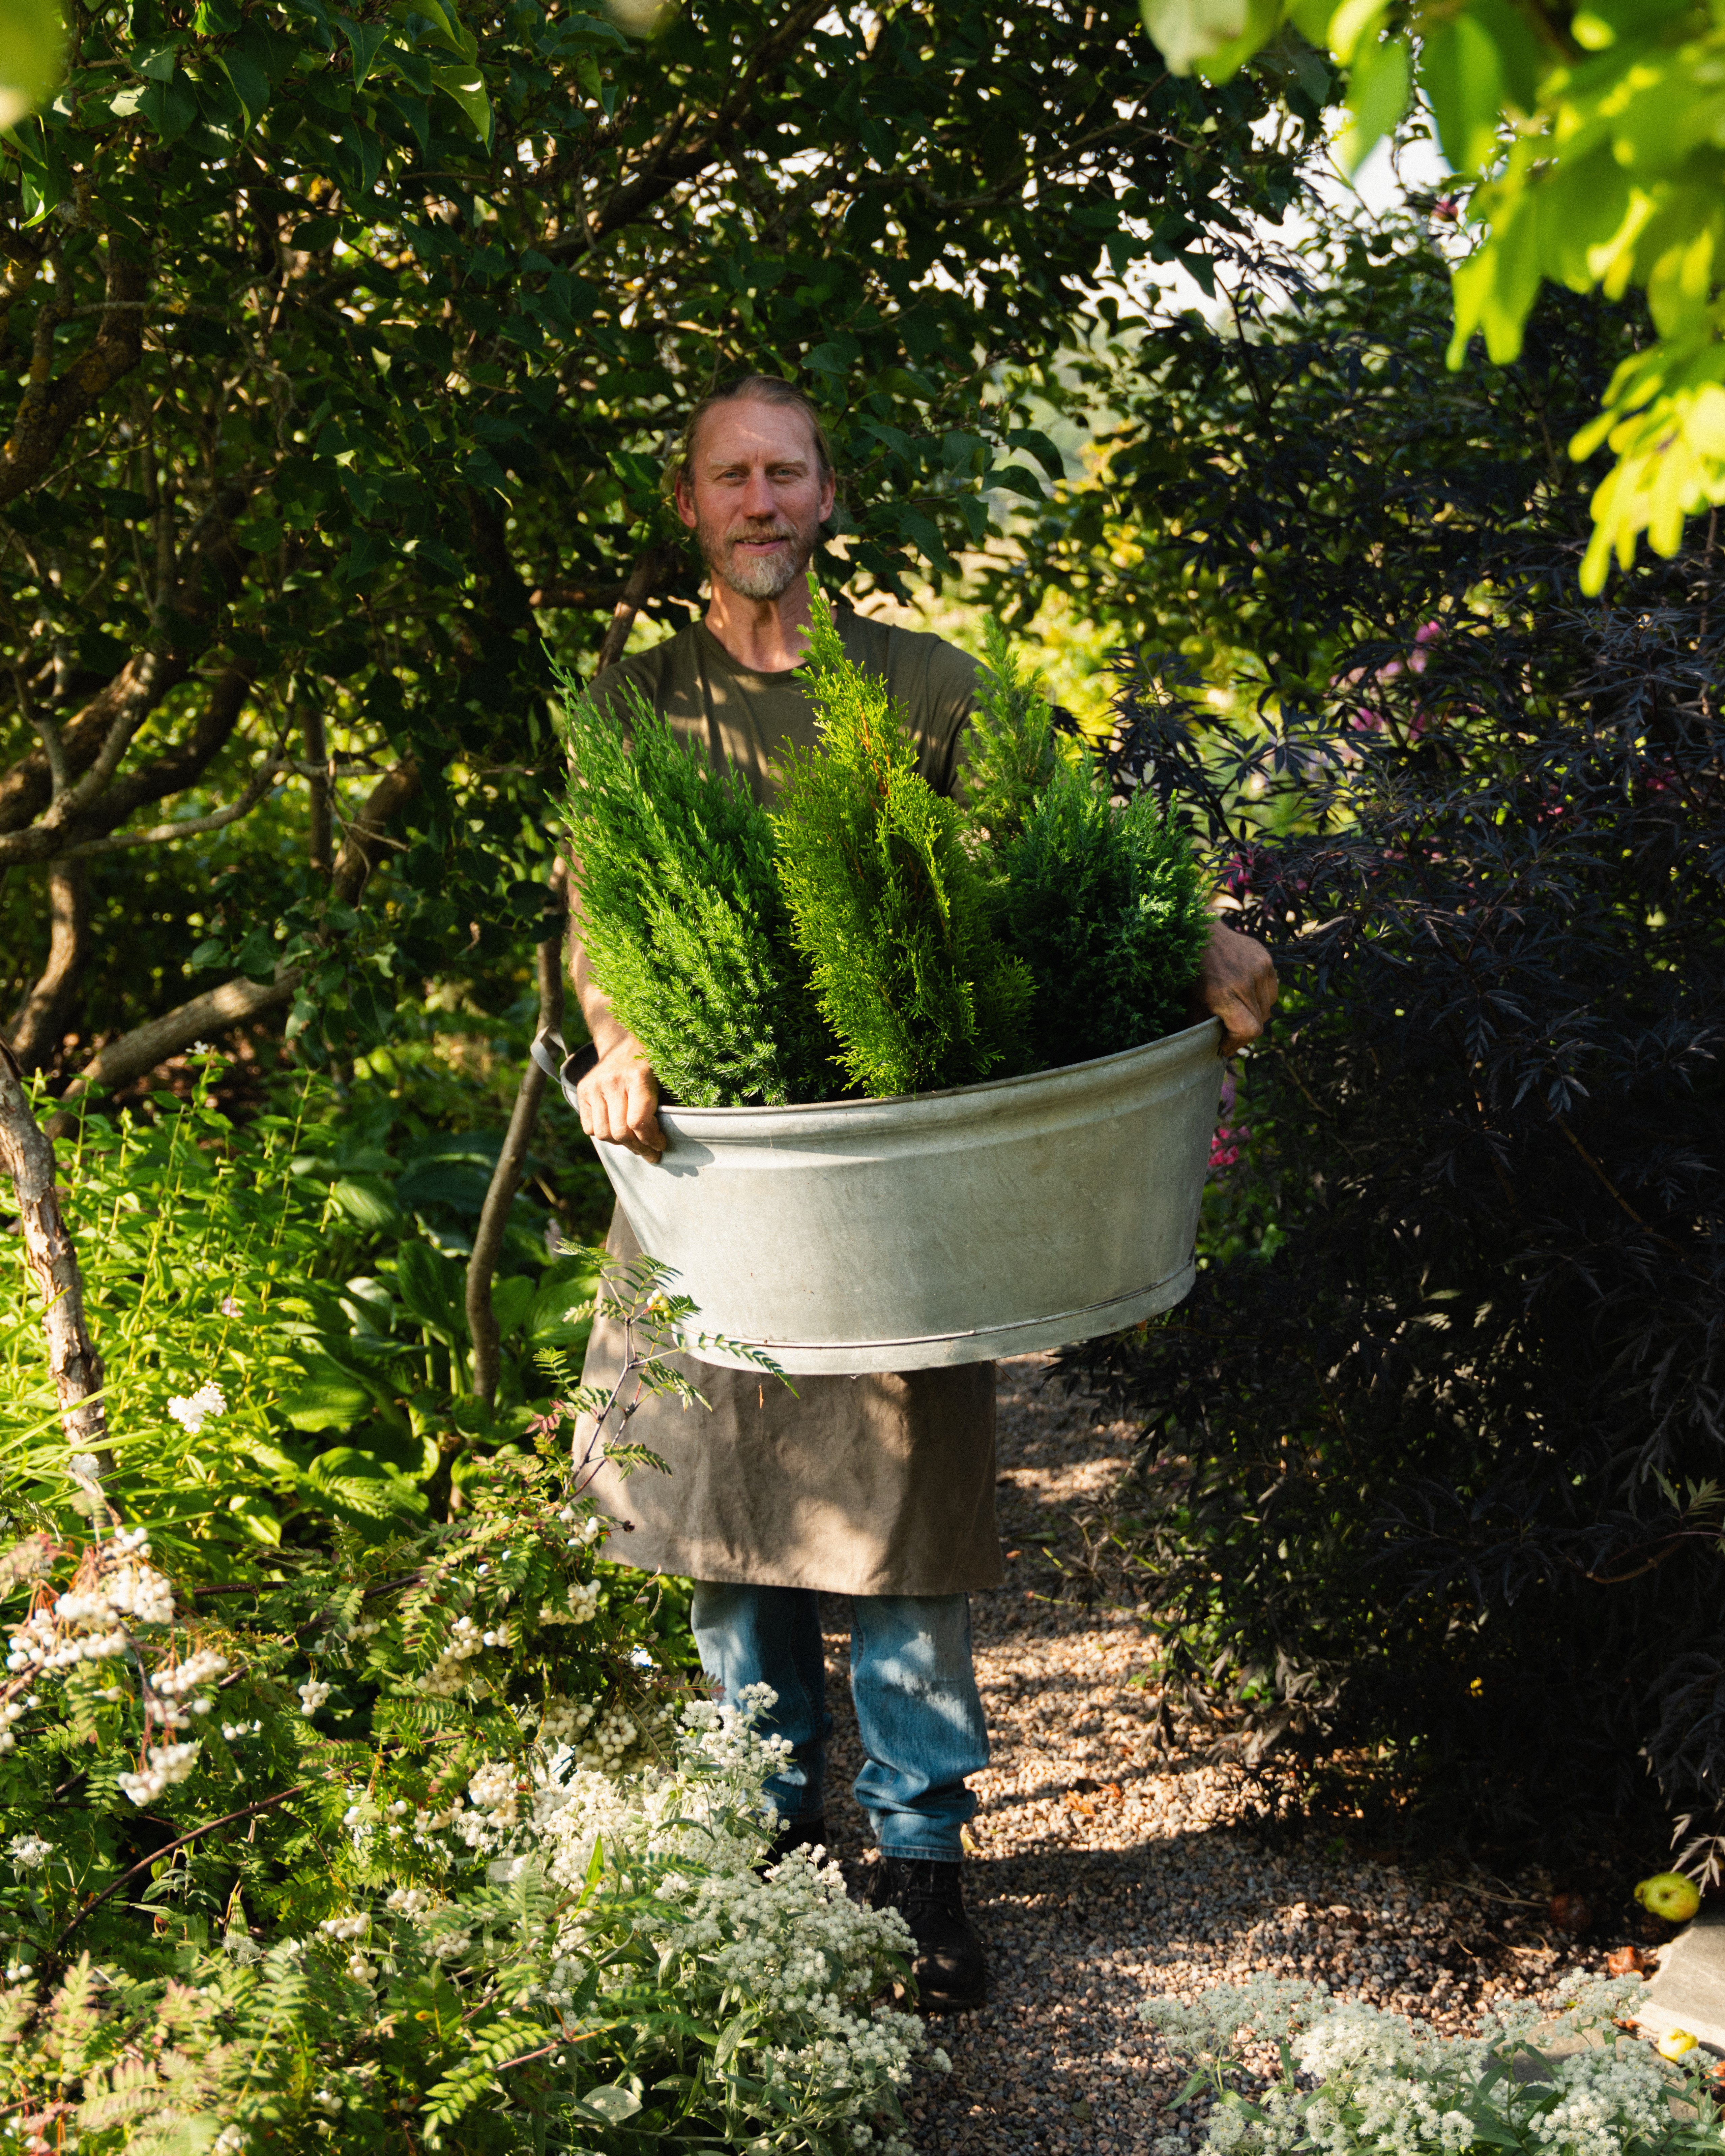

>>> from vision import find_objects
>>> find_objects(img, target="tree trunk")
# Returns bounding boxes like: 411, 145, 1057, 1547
0, 1038, 110, 1462
466, 860, 569, 1407
6, 856, 90, 1070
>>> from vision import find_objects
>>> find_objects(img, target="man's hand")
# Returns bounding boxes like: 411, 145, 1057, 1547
576, 1034, 665, 1162
1193, 921, 1279, 1057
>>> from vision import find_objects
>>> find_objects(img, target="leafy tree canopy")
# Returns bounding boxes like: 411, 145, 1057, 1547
1141, 0, 1725, 592
0, 0, 1310, 1090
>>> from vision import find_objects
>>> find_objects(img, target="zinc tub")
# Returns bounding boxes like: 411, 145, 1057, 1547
539, 1018, 1224, 1375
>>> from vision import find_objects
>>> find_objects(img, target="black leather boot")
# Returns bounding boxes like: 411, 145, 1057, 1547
763, 1813, 827, 1867
869, 1855, 987, 2012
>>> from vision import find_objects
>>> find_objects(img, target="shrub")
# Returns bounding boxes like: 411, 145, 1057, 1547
959, 616, 1064, 848
1049, 232, 1725, 1854
989, 763, 1211, 1069
776, 592, 1034, 1098
1142, 1973, 1720, 2156
0, 1264, 937, 2153
555, 679, 836, 1108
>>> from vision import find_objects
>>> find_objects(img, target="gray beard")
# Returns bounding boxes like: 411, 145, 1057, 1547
701, 522, 816, 601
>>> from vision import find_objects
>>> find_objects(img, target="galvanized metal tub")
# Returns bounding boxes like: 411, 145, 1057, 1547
540, 1018, 1224, 1375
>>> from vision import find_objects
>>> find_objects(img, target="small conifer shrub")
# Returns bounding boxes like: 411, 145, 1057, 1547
555, 676, 835, 1106
773, 591, 1035, 1098
960, 615, 1063, 846
989, 758, 1212, 1069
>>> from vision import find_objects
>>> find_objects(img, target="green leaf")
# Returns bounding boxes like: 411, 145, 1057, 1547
329, 1175, 401, 1230
139, 72, 198, 139
1140, 0, 1254, 75
218, 36, 271, 125
1422, 13, 1508, 177
396, 1239, 464, 1340
0, 0, 62, 124
342, 16, 390, 83
280, 1355, 372, 1432
1336, 31, 1410, 173
573, 2085, 641, 2126
430, 61, 489, 141
490, 1274, 536, 1342
130, 39, 181, 81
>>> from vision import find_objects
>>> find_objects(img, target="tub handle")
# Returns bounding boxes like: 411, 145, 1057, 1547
532, 1028, 598, 1110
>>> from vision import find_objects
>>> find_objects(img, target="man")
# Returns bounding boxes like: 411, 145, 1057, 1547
572, 375, 1278, 2012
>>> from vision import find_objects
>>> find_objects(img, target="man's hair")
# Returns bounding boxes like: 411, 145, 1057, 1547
665, 375, 837, 498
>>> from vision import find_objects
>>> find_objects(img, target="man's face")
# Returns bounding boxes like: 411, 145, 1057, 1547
674, 397, 836, 602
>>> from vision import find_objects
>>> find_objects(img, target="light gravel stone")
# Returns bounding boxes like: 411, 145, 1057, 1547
806, 1355, 1664, 2155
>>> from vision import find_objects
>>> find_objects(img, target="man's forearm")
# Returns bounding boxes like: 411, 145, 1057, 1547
569, 923, 631, 1059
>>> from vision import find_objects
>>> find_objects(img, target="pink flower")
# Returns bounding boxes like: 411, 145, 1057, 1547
1209, 1124, 1247, 1171
220, 1295, 240, 1319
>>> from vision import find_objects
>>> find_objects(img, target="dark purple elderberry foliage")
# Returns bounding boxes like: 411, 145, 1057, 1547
1038, 224, 1725, 1850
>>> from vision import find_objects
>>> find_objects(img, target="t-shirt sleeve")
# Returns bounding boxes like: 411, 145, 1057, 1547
914, 637, 983, 799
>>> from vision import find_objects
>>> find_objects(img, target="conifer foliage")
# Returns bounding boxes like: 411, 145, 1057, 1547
555, 678, 834, 1106
959, 616, 1064, 847
773, 594, 1035, 1099
992, 766, 1213, 1068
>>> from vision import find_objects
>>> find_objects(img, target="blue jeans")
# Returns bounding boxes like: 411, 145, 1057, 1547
689, 1582, 989, 1862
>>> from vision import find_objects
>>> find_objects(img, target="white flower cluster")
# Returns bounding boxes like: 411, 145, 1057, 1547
557, 1505, 605, 1548
116, 1739, 201, 1806
147, 1646, 228, 1728
539, 1578, 602, 1626
414, 1615, 485, 1699
167, 1382, 227, 1435
6, 1539, 178, 1716
536, 1695, 594, 1745
467, 1761, 521, 1826
1147, 1975, 1685, 2156
154, 1647, 230, 1698
524, 1688, 933, 2156
7, 1835, 52, 1871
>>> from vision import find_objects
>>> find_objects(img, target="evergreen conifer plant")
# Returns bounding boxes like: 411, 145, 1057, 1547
960, 615, 1064, 846
774, 590, 1034, 1098
555, 676, 835, 1106
990, 757, 1211, 1069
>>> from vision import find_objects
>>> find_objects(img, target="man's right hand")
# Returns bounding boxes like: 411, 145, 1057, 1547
575, 1034, 665, 1162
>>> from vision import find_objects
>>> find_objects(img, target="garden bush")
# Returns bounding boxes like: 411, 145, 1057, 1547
1142, 1972, 1722, 2156
0, 1198, 939, 2151
1044, 221, 1725, 1858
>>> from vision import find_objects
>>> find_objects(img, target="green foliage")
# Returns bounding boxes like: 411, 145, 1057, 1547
0, 0, 1311, 1082
1142, 0, 1725, 590
555, 678, 834, 1107
775, 591, 1035, 1098
0, 1059, 615, 1571
0, 1257, 913, 2153
989, 765, 1211, 1069
959, 616, 1064, 847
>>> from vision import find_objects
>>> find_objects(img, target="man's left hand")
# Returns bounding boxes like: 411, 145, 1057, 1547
1193, 921, 1278, 1056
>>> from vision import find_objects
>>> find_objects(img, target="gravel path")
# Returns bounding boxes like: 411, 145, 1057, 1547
808, 1355, 1662, 2156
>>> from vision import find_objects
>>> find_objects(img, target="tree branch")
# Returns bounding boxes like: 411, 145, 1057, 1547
6, 858, 90, 1069
0, 242, 148, 509
466, 860, 569, 1406
44, 752, 284, 862
52, 758, 423, 1108
52, 1783, 307, 1954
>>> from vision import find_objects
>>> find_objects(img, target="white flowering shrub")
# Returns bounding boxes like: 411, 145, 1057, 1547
0, 1486, 936, 2154
0, 1116, 929, 2156
1141, 1974, 1725, 2156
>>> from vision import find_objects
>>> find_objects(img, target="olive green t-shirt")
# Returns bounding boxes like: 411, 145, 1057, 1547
588, 606, 981, 805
